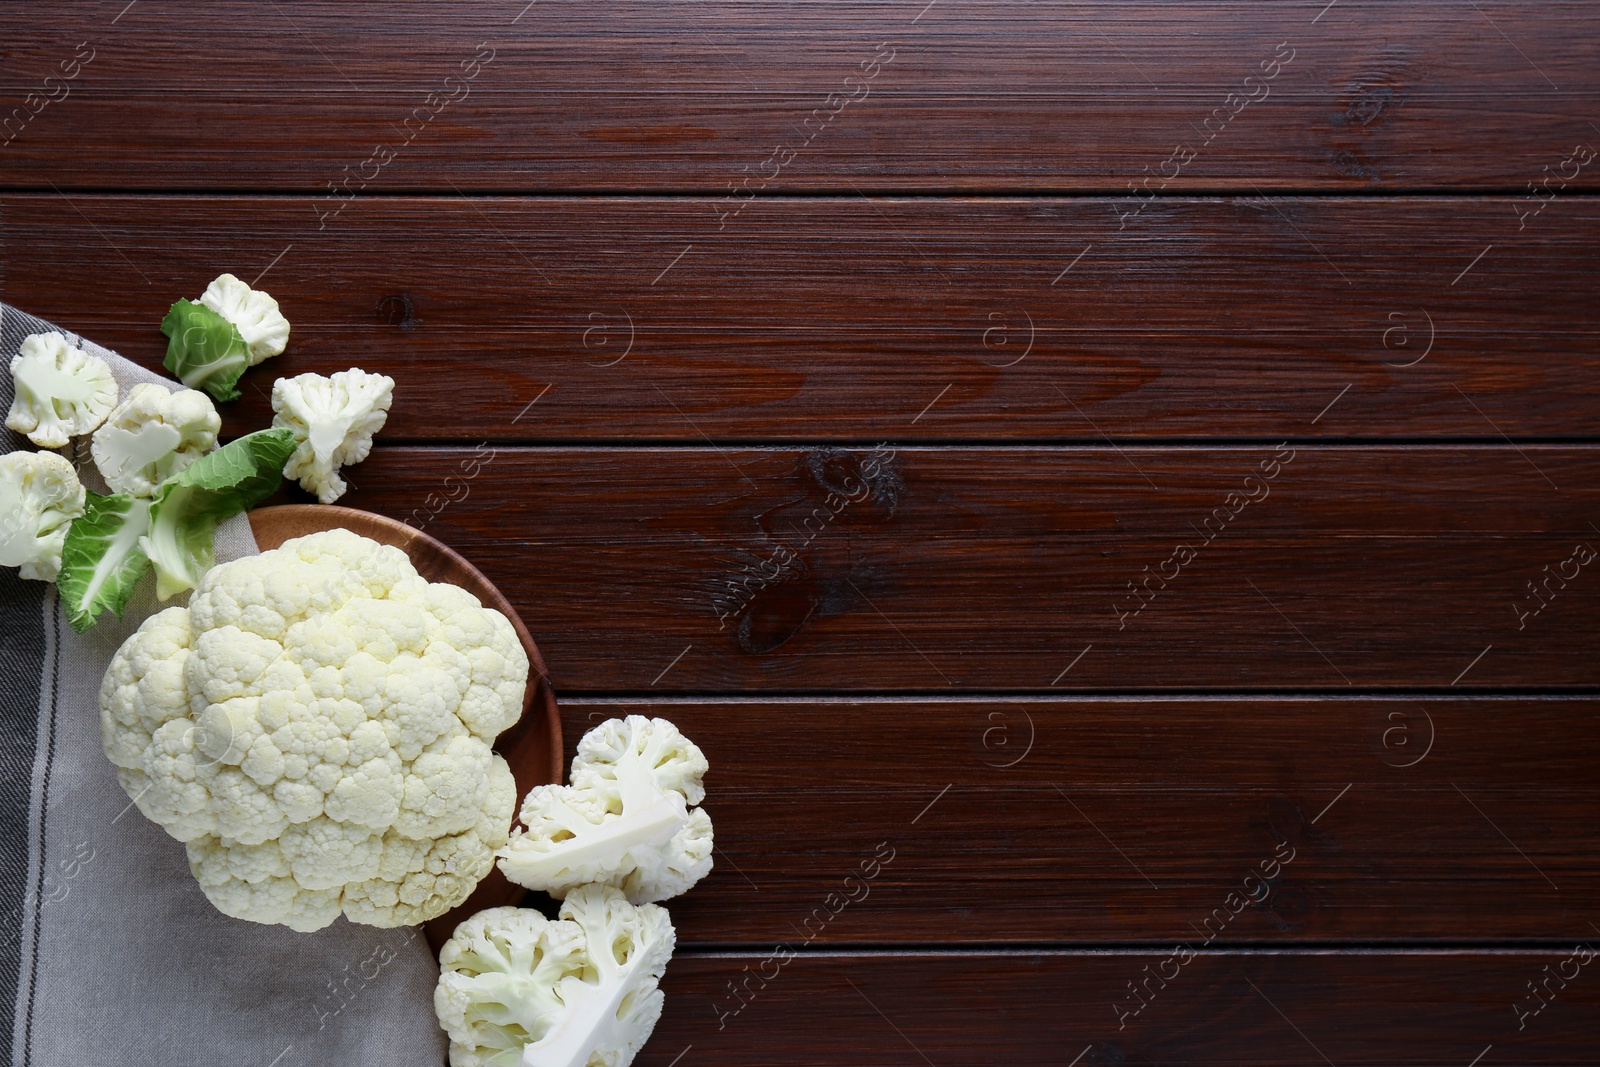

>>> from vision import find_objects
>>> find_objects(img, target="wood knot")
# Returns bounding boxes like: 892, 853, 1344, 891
1261, 884, 1315, 932
802, 445, 903, 523
376, 293, 420, 329
1336, 81, 1399, 128
1329, 148, 1380, 182
733, 572, 820, 654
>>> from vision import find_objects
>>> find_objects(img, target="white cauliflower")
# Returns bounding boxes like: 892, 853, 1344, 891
90, 383, 221, 496
0, 450, 86, 581
99, 528, 530, 931
272, 369, 395, 504
6, 331, 118, 448
435, 885, 675, 1067
497, 716, 712, 905
198, 272, 291, 364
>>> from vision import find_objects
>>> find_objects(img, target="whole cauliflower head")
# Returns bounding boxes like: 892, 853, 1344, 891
272, 368, 395, 504
497, 716, 713, 905
6, 331, 118, 448
99, 528, 530, 932
90, 382, 221, 496
435, 885, 675, 1067
198, 272, 291, 364
0, 450, 86, 581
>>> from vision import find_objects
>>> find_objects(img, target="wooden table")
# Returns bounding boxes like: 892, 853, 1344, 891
4, 3, 1598, 1062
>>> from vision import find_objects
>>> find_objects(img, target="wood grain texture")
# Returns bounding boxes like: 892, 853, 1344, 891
2, 195, 1596, 439
558, 696, 1599, 944
1, 3, 1596, 192
327, 445, 1600, 692
643, 951, 1600, 1065
4, 1, 1596, 1055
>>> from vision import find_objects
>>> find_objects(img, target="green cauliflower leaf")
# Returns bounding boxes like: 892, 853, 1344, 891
56, 490, 154, 633
142, 427, 297, 600
161, 299, 252, 402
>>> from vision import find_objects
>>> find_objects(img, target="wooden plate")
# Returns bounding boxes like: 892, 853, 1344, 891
247, 504, 562, 952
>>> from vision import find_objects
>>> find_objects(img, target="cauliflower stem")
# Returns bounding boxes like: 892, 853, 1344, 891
525, 887, 674, 1067
272, 368, 395, 504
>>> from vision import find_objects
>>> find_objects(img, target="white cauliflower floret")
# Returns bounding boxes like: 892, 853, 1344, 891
271, 368, 395, 504
6, 331, 118, 447
0, 450, 85, 580
198, 272, 291, 364
90, 382, 221, 496
189, 835, 344, 932
497, 716, 713, 905
98, 528, 530, 932
344, 758, 513, 929
435, 885, 675, 1067
99, 606, 192, 764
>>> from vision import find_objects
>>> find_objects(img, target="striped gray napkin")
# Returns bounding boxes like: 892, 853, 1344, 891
0, 303, 445, 1066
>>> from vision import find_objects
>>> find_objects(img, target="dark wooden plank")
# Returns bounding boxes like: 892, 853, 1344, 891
334, 445, 1600, 691
2, 3, 1596, 192
563, 697, 1599, 944
644, 950, 1600, 1065
3, 195, 1597, 439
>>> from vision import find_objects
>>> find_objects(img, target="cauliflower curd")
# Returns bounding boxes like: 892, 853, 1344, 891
99, 528, 530, 932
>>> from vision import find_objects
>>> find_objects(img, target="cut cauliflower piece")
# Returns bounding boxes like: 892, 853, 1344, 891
271, 368, 395, 504
90, 382, 221, 496
0, 449, 85, 581
6, 331, 118, 447
435, 885, 675, 1067
197, 272, 291, 365
98, 528, 530, 931
435, 906, 586, 1067
497, 716, 713, 904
